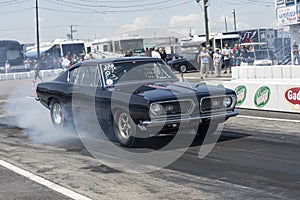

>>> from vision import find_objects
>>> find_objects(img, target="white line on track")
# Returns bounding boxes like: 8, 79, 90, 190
0, 160, 92, 200
237, 115, 300, 123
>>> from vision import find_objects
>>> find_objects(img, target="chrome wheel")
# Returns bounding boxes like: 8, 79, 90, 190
117, 112, 132, 140
180, 65, 187, 73
52, 102, 63, 125
113, 110, 137, 147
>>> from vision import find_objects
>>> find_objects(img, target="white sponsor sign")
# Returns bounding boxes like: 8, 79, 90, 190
277, 6, 298, 25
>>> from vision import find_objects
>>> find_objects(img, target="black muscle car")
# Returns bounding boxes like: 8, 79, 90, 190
36, 57, 238, 147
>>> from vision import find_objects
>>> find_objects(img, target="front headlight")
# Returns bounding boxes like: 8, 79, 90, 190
223, 96, 232, 107
150, 103, 162, 116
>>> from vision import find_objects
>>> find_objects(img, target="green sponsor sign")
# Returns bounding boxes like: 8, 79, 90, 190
235, 85, 247, 106
254, 86, 271, 108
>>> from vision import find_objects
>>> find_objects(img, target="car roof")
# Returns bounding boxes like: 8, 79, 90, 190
81, 56, 162, 65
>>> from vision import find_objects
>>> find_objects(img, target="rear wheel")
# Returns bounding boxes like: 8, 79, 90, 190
113, 110, 138, 147
50, 99, 69, 128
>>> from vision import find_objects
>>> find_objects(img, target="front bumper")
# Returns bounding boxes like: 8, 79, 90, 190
138, 109, 239, 131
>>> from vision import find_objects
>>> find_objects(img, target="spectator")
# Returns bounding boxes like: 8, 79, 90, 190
4, 60, 10, 73
241, 45, 249, 63
213, 48, 222, 77
198, 46, 210, 79
151, 47, 161, 58
61, 54, 72, 69
206, 44, 214, 75
232, 43, 241, 67
145, 47, 152, 57
125, 49, 133, 57
222, 43, 231, 74
159, 48, 167, 62
292, 40, 300, 65
33, 61, 43, 82
24, 58, 32, 70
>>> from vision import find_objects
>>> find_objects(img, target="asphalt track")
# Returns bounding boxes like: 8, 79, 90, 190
0, 73, 299, 199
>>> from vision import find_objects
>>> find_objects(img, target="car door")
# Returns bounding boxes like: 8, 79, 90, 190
71, 63, 104, 127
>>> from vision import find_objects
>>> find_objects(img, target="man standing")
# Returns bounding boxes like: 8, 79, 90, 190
213, 48, 222, 77
222, 43, 231, 74
292, 40, 300, 65
206, 44, 214, 75
198, 46, 210, 79
232, 43, 241, 67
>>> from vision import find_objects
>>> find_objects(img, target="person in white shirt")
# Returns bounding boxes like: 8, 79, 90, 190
151, 47, 161, 58
213, 48, 223, 77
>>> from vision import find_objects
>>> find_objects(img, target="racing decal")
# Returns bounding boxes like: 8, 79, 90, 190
235, 85, 247, 106
285, 87, 300, 111
254, 86, 271, 108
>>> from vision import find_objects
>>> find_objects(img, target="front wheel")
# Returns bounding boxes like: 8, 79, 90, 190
113, 110, 138, 147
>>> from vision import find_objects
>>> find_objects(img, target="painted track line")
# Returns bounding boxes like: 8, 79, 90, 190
237, 115, 300, 123
0, 160, 92, 200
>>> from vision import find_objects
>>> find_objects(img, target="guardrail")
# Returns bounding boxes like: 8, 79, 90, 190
0, 69, 63, 81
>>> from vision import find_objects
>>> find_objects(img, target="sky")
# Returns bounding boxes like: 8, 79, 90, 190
0, 0, 279, 44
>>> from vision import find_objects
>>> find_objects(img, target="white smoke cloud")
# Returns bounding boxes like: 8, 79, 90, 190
3, 80, 76, 144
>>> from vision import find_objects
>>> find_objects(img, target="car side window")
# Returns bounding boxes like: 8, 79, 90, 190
68, 67, 79, 84
92, 65, 102, 87
74, 65, 101, 87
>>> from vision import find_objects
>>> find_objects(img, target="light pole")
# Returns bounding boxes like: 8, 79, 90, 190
233, 9, 237, 31
35, 0, 40, 70
196, 0, 210, 46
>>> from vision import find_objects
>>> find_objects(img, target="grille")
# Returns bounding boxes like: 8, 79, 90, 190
153, 99, 195, 117
200, 96, 227, 113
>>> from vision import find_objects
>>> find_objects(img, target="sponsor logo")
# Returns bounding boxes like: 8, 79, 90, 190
235, 85, 247, 106
254, 86, 271, 108
285, 87, 300, 111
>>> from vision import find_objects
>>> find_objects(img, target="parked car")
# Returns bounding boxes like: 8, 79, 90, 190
165, 53, 183, 63
36, 57, 238, 147
167, 52, 200, 73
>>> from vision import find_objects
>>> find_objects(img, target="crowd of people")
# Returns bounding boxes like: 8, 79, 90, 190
195, 43, 256, 79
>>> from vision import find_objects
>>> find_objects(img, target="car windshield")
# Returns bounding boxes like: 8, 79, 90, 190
101, 60, 178, 86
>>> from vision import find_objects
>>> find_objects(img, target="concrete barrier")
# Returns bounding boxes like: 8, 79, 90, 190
0, 69, 63, 81
223, 65, 300, 113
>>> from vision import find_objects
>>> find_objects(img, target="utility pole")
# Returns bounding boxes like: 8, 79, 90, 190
35, 0, 40, 70
196, 0, 210, 46
225, 17, 228, 32
69, 25, 77, 40
233, 9, 237, 31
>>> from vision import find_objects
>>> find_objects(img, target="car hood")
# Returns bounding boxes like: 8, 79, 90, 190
113, 81, 233, 101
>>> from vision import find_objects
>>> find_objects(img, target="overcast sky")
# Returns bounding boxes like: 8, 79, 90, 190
0, 0, 278, 44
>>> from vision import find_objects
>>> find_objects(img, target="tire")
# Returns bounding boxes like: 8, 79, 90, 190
179, 65, 187, 73
50, 99, 67, 128
113, 110, 138, 147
